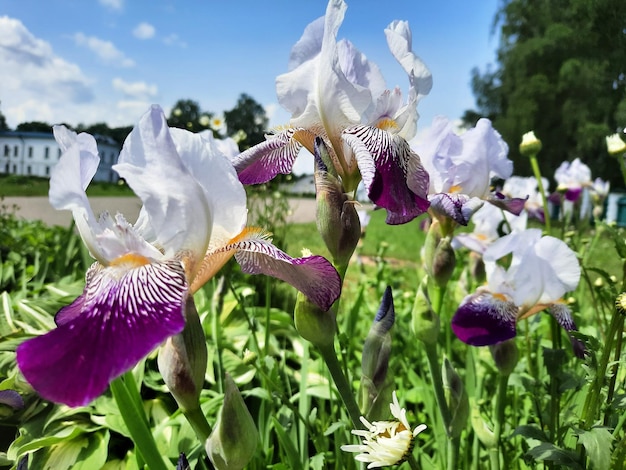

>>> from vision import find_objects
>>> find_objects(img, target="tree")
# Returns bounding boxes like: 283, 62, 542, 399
224, 93, 268, 150
0, 101, 8, 131
466, 0, 626, 187
16, 121, 53, 133
167, 99, 212, 133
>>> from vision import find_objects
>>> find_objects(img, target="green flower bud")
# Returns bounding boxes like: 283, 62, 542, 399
206, 374, 258, 470
411, 278, 440, 345
158, 297, 207, 412
519, 131, 542, 157
489, 339, 518, 376
442, 357, 469, 438
423, 222, 456, 288
314, 138, 361, 272
359, 286, 395, 420
294, 292, 336, 348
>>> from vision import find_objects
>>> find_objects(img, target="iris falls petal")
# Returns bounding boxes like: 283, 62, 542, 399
451, 291, 518, 346
17, 260, 187, 407
342, 125, 429, 224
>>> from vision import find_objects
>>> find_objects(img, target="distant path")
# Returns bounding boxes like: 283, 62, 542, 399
1, 196, 368, 226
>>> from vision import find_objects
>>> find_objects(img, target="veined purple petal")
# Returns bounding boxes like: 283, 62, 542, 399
342, 125, 429, 225
451, 291, 518, 346
564, 187, 582, 202
215, 228, 341, 311
232, 128, 307, 185
17, 260, 187, 407
429, 193, 484, 226
548, 303, 586, 358
487, 193, 528, 216
0, 390, 24, 409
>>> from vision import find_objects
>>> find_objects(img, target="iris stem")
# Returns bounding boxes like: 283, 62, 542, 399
488, 373, 510, 470
111, 373, 172, 470
183, 406, 212, 443
529, 153, 551, 235
318, 343, 363, 430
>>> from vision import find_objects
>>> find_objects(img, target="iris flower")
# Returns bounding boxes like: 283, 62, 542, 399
232, 0, 432, 224
501, 175, 548, 223
554, 158, 591, 202
412, 116, 523, 226
16, 106, 341, 407
451, 229, 584, 357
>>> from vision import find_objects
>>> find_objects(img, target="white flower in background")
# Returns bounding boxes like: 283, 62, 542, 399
554, 158, 592, 201
342, 391, 426, 468
606, 133, 626, 156
210, 115, 226, 133
501, 175, 549, 222
199, 114, 211, 127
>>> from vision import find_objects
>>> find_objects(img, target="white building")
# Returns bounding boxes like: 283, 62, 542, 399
0, 131, 120, 183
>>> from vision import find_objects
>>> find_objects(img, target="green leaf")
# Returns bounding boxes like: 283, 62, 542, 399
309, 452, 325, 470
271, 417, 303, 470
526, 443, 583, 469
577, 427, 613, 470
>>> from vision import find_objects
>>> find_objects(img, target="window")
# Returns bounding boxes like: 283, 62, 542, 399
27, 165, 31, 175
45, 166, 50, 176
13, 146, 18, 157
3, 145, 8, 157
28, 146, 33, 158
12, 164, 17, 172
44, 147, 49, 159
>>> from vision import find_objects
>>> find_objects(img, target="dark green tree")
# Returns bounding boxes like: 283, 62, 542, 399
0, 102, 9, 131
167, 99, 212, 133
466, 0, 626, 187
224, 93, 268, 150
16, 121, 53, 133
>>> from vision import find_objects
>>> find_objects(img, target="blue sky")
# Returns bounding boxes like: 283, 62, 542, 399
0, 0, 500, 137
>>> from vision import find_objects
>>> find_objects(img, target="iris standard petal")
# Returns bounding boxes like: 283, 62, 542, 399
17, 260, 187, 407
451, 291, 518, 346
429, 193, 484, 226
485, 193, 528, 216
232, 128, 309, 184
342, 125, 429, 224
114, 106, 212, 261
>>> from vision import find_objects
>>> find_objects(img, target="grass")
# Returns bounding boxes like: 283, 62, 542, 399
0, 175, 134, 197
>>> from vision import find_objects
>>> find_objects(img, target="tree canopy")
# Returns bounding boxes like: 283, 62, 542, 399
465, 0, 626, 187
224, 93, 269, 150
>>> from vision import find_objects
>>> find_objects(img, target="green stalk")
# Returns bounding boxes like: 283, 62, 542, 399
488, 373, 510, 470
318, 343, 362, 430
183, 406, 212, 443
529, 154, 551, 235
111, 374, 171, 470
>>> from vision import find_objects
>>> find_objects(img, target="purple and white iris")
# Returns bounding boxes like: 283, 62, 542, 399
451, 229, 584, 357
17, 106, 341, 407
232, 0, 432, 224
412, 116, 523, 226
554, 158, 592, 202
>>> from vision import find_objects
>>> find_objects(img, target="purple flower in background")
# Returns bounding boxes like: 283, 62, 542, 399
412, 116, 522, 226
451, 229, 584, 357
17, 106, 340, 407
232, 0, 432, 224
554, 158, 591, 202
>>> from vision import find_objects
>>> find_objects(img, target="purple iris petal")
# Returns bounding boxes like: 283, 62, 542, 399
0, 390, 24, 409
228, 233, 341, 311
487, 193, 528, 216
343, 126, 429, 225
232, 128, 304, 185
451, 291, 518, 346
548, 303, 586, 359
17, 260, 187, 407
429, 193, 484, 225
564, 187, 582, 202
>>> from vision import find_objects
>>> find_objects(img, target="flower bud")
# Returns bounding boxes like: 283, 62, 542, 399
411, 278, 440, 345
519, 131, 542, 157
489, 339, 518, 376
423, 222, 456, 287
206, 374, 258, 470
606, 133, 626, 156
442, 357, 469, 438
314, 139, 361, 271
176, 453, 190, 470
294, 292, 336, 348
158, 297, 207, 412
359, 286, 395, 420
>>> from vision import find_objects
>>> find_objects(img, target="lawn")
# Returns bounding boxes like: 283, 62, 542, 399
0, 174, 134, 197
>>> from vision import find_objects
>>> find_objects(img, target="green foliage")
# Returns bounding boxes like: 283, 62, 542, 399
224, 94, 269, 150
467, 0, 626, 187
167, 99, 213, 134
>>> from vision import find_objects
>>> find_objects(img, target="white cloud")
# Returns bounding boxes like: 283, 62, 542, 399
99, 0, 123, 10
112, 78, 158, 99
0, 16, 95, 127
133, 22, 155, 40
163, 33, 187, 48
73, 32, 134, 67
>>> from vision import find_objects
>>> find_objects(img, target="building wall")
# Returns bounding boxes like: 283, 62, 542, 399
0, 132, 120, 183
